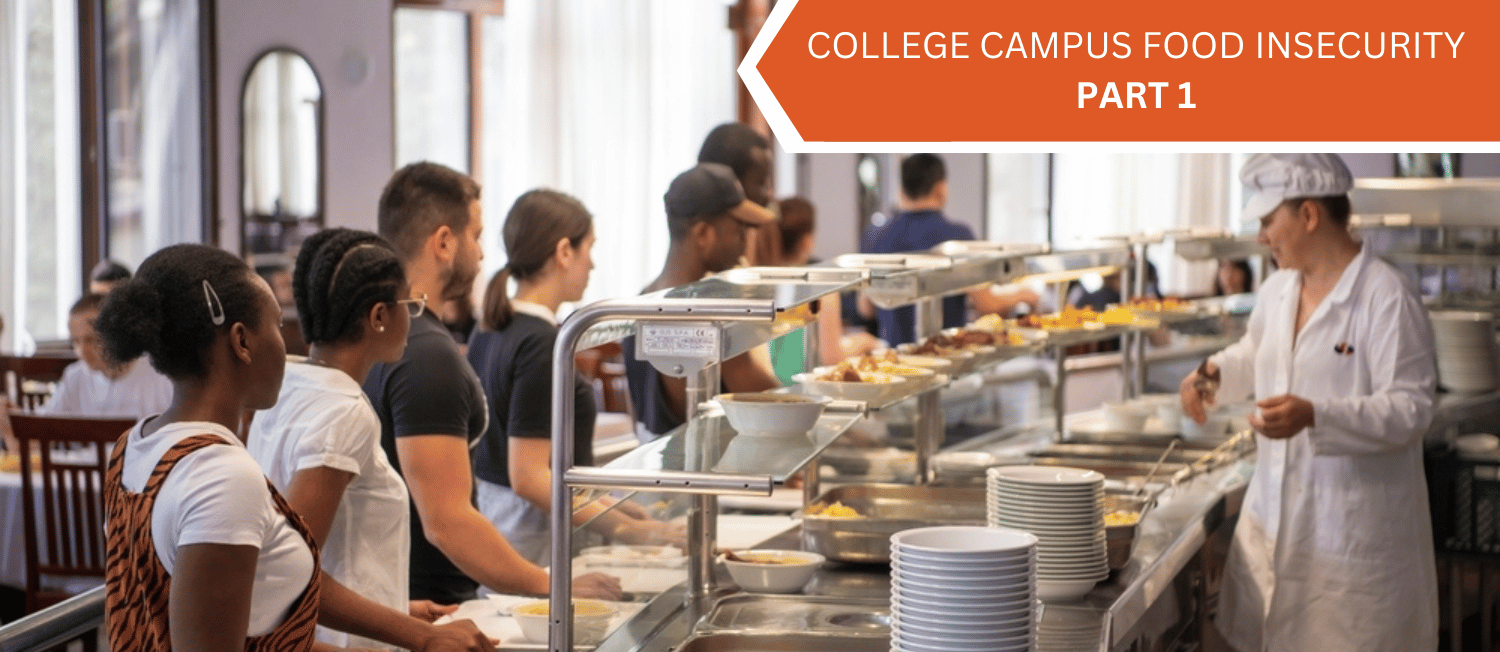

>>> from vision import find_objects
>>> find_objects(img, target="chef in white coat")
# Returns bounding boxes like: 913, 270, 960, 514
1180, 153, 1438, 652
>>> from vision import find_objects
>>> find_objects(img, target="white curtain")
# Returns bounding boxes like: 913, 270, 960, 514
1051, 153, 1232, 297
483, 0, 737, 306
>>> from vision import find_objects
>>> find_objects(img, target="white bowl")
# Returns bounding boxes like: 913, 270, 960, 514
1037, 578, 1098, 602
792, 370, 907, 404
988, 466, 1104, 487
891, 525, 1038, 557
714, 392, 830, 437
512, 599, 616, 645
723, 549, 823, 593
1101, 401, 1150, 432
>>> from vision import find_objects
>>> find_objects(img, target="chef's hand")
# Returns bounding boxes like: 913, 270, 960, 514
612, 518, 688, 550
410, 599, 458, 622
417, 618, 497, 652
571, 571, 624, 601
1249, 394, 1314, 439
1179, 361, 1218, 424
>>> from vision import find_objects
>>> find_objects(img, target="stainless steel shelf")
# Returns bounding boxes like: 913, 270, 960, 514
591, 404, 867, 485
1172, 234, 1267, 261
1382, 251, 1500, 267
1351, 178, 1500, 228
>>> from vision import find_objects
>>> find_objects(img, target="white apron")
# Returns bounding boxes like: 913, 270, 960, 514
1209, 249, 1438, 652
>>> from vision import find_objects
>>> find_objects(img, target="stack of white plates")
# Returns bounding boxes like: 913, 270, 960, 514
889, 525, 1038, 652
986, 466, 1109, 602
1431, 310, 1499, 392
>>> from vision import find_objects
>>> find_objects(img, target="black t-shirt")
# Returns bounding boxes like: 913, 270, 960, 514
622, 336, 682, 437
467, 311, 595, 488
363, 312, 488, 604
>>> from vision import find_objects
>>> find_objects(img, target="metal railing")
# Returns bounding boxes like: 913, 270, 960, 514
0, 587, 104, 652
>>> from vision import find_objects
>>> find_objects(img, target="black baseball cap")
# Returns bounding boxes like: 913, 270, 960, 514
664, 163, 775, 227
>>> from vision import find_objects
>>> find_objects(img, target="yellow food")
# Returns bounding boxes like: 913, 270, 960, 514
806, 501, 861, 518
1105, 510, 1141, 526
735, 553, 807, 565
1014, 306, 1100, 330
515, 601, 613, 617
1099, 307, 1137, 325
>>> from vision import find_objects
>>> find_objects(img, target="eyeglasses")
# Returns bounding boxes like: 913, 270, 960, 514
395, 293, 427, 318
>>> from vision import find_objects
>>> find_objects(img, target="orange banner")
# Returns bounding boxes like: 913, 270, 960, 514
747, 0, 1500, 142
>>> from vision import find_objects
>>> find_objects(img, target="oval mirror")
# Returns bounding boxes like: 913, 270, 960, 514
241, 48, 322, 255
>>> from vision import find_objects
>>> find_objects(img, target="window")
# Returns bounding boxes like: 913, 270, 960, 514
102, 0, 206, 268
0, 0, 81, 350
395, 0, 739, 306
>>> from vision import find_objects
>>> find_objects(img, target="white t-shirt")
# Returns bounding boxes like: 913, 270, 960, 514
42, 359, 172, 418
120, 420, 316, 636
248, 361, 410, 650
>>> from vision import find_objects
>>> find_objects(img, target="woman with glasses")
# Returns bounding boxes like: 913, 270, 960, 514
247, 229, 447, 651
96, 243, 488, 652
468, 190, 684, 566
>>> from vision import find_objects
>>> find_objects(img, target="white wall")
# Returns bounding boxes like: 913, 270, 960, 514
215, 0, 393, 254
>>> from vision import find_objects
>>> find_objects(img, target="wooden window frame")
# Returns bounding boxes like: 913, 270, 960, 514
395, 0, 504, 181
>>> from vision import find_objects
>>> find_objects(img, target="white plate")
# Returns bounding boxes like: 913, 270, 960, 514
893, 575, 1034, 595
988, 465, 1105, 487
890, 525, 1038, 557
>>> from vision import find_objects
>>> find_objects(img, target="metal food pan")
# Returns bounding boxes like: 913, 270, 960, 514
801, 484, 985, 564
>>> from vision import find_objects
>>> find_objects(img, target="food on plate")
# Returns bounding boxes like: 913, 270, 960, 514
1105, 510, 1141, 527
514, 600, 615, 617
908, 329, 1012, 356
734, 552, 810, 565
1129, 296, 1190, 312
1014, 305, 1102, 330
813, 361, 892, 383
805, 501, 862, 518
1099, 306, 1138, 325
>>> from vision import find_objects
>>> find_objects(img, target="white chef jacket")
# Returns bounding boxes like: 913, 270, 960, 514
1209, 248, 1437, 652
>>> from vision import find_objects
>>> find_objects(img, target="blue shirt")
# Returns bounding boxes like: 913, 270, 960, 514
862, 210, 975, 346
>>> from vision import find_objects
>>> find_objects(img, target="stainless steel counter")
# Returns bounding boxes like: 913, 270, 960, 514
595, 455, 1250, 652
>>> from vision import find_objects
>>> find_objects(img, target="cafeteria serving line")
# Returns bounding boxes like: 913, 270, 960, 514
6, 147, 1500, 652
4, 7, 1500, 649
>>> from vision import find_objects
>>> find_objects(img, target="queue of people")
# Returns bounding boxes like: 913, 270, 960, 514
4, 140, 1433, 652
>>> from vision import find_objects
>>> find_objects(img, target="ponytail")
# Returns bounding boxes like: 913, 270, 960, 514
480, 266, 515, 331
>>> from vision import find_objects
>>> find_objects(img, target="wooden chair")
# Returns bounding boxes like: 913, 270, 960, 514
0, 356, 78, 411
10, 414, 134, 616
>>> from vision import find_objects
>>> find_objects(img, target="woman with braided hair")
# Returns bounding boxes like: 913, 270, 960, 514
97, 243, 491, 652
468, 190, 683, 565
248, 229, 463, 650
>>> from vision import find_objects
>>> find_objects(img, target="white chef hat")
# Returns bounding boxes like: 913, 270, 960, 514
1239, 153, 1353, 223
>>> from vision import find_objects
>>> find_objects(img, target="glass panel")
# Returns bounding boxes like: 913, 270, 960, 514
593, 408, 865, 484
104, 0, 204, 269
394, 7, 469, 172
240, 49, 322, 256
0, 0, 81, 348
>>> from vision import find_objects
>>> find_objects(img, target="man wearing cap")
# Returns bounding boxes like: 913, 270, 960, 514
1180, 154, 1437, 651
625, 163, 781, 436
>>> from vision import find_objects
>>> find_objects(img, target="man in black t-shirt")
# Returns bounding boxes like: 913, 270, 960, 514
363, 161, 620, 604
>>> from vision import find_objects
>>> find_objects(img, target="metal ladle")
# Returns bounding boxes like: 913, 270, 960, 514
1133, 438, 1180, 502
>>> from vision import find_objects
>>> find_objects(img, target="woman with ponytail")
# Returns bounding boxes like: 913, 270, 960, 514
248, 229, 456, 650
467, 190, 683, 565
97, 244, 490, 652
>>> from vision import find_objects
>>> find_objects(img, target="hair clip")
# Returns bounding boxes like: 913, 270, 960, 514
203, 280, 226, 326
